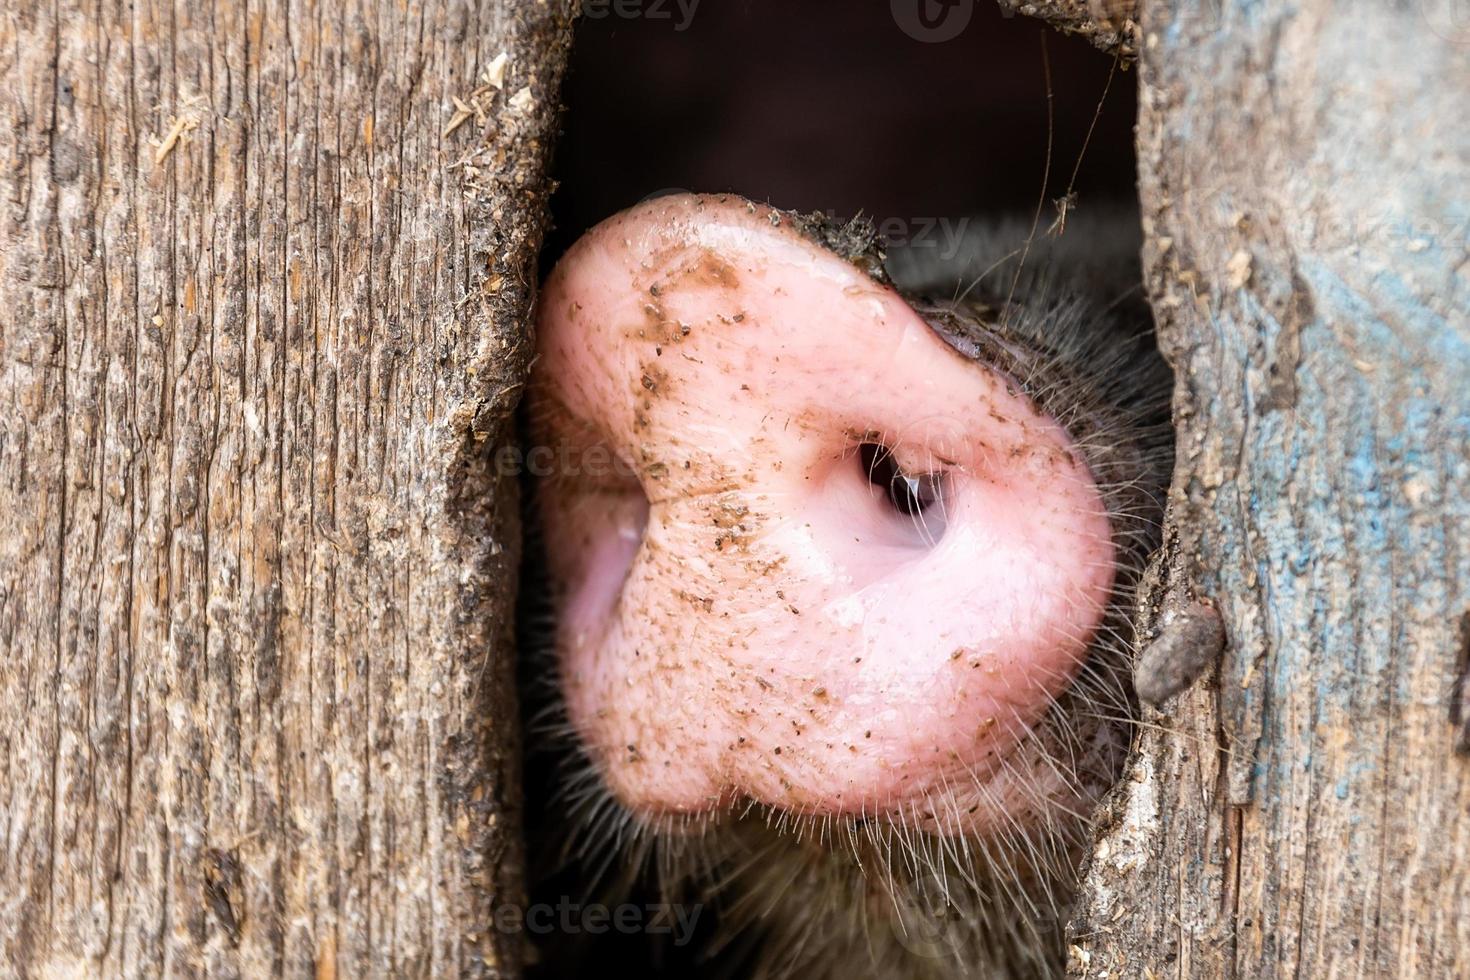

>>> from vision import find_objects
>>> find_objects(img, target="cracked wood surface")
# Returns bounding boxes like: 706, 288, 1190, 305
0, 0, 575, 975
1071, 2, 1470, 977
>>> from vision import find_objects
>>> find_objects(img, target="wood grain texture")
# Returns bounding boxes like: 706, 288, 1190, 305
0, 0, 575, 975
1071, 2, 1470, 977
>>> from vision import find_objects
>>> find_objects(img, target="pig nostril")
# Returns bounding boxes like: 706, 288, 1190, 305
857, 442, 947, 525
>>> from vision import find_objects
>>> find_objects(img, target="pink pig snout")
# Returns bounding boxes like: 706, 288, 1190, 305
530, 194, 1115, 836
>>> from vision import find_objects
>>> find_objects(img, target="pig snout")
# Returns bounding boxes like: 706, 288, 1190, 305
529, 193, 1115, 837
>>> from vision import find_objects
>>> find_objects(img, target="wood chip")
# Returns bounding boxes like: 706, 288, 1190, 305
483, 51, 509, 90
1226, 249, 1252, 289
508, 86, 534, 113
152, 113, 200, 164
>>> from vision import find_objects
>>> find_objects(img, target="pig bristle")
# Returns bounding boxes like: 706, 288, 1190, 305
519, 208, 1173, 979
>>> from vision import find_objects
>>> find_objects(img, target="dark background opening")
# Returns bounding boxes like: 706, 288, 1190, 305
542, 0, 1137, 270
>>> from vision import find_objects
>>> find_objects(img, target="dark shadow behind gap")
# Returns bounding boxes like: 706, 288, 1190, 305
523, 3, 1138, 976
541, 0, 1137, 269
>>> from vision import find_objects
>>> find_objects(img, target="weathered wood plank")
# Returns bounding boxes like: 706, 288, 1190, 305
1073, 3, 1470, 977
0, 1, 575, 975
